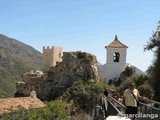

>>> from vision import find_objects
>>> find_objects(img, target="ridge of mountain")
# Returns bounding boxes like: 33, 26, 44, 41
0, 34, 43, 69
0, 34, 43, 98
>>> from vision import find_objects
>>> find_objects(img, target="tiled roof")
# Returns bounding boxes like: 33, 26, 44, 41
0, 97, 45, 115
105, 35, 128, 48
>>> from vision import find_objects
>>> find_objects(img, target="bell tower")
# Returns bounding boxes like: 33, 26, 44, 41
105, 35, 128, 81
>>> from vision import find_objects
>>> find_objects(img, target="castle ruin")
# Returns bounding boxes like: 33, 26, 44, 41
43, 46, 62, 68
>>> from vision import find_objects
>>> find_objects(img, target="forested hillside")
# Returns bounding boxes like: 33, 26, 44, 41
0, 34, 43, 98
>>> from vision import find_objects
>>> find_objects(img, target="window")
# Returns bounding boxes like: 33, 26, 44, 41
59, 53, 61, 58
113, 52, 120, 62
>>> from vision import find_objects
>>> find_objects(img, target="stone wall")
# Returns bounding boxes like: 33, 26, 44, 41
43, 46, 62, 68
15, 51, 100, 101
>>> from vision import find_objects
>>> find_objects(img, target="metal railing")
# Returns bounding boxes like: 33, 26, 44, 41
138, 99, 160, 120
99, 96, 126, 119
107, 96, 126, 116
100, 96, 160, 120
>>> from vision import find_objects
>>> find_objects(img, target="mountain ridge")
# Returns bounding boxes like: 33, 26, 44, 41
0, 34, 43, 70
0, 34, 43, 98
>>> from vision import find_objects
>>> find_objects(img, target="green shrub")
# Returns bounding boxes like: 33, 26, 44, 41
115, 75, 154, 97
62, 81, 105, 111
138, 83, 154, 99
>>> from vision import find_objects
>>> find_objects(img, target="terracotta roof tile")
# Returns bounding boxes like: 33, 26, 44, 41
105, 35, 128, 48
0, 97, 45, 115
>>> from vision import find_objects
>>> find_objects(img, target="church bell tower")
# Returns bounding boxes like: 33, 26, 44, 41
105, 35, 128, 81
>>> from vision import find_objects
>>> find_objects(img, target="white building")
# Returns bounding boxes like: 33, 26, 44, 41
105, 35, 128, 81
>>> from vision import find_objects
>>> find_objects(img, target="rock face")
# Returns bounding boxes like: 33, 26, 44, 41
15, 52, 99, 100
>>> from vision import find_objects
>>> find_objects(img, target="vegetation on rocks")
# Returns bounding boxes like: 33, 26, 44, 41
62, 81, 107, 110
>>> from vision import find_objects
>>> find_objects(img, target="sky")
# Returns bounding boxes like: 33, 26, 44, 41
0, 0, 160, 72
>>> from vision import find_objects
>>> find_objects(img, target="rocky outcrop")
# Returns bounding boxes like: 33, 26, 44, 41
15, 51, 100, 100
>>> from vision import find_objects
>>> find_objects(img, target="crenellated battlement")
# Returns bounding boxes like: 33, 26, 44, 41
43, 46, 62, 50
43, 46, 52, 49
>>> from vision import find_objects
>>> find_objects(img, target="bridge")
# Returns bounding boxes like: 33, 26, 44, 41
94, 96, 160, 120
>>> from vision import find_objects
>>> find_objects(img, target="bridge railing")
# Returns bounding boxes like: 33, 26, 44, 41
138, 99, 160, 119
107, 96, 126, 115
101, 96, 160, 120
100, 96, 126, 119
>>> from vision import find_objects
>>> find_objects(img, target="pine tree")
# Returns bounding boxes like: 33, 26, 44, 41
145, 21, 160, 102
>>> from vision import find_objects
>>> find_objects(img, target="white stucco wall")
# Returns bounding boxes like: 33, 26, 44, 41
105, 63, 127, 81
105, 47, 127, 81
106, 48, 127, 63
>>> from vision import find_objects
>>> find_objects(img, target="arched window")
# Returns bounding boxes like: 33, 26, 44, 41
113, 52, 120, 62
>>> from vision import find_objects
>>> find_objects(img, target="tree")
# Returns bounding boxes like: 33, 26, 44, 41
144, 21, 160, 102
145, 65, 154, 77
115, 74, 153, 97
112, 66, 134, 86
62, 81, 105, 111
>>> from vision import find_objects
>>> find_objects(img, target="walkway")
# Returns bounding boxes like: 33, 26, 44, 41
96, 96, 160, 120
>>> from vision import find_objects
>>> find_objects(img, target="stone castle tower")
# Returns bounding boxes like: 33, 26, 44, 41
105, 35, 128, 81
43, 46, 62, 68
